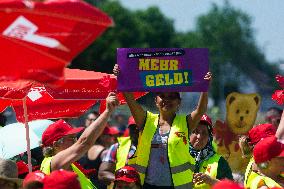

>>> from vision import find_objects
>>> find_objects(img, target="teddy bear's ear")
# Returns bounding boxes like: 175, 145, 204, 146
228, 96, 236, 105
226, 92, 237, 106
253, 94, 261, 106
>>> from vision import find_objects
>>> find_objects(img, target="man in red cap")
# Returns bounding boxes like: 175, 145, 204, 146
40, 92, 119, 189
239, 123, 277, 188
114, 166, 141, 189
250, 136, 284, 188
99, 116, 140, 187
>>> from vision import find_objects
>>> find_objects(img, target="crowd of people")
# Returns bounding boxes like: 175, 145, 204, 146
0, 65, 283, 189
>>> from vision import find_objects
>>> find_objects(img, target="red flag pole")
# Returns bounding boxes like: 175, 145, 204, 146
23, 97, 32, 172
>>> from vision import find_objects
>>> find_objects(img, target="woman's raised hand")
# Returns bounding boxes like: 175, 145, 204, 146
204, 72, 212, 81
106, 92, 119, 112
113, 64, 120, 76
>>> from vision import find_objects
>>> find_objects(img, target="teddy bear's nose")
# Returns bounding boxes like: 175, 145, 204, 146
240, 116, 244, 121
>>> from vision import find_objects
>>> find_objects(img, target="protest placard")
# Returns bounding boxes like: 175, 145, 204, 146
117, 48, 209, 92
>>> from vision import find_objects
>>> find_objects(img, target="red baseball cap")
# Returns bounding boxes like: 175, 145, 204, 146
115, 166, 140, 183
103, 126, 120, 135
248, 124, 276, 145
200, 114, 212, 127
212, 179, 244, 189
253, 136, 284, 164
42, 119, 84, 147
43, 170, 81, 189
128, 116, 136, 126
23, 170, 45, 188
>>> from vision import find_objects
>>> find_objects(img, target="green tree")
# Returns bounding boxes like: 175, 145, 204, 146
192, 2, 279, 104
71, 1, 176, 73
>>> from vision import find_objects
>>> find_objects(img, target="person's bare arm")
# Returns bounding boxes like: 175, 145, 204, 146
188, 72, 211, 131
276, 110, 284, 143
98, 161, 116, 185
51, 92, 119, 171
123, 92, 146, 129
113, 64, 146, 129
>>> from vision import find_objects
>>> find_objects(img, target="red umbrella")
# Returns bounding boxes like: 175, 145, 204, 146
4, 87, 97, 122
46, 68, 117, 100
0, 69, 147, 171
0, 69, 115, 172
0, 68, 118, 100
0, 0, 113, 84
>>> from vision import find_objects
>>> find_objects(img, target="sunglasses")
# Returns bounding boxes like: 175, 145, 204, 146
115, 169, 139, 181
62, 135, 77, 143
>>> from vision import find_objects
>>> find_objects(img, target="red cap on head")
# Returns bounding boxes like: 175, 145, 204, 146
115, 166, 140, 183
43, 170, 81, 189
23, 170, 45, 188
103, 126, 120, 135
253, 136, 284, 164
42, 119, 84, 147
200, 114, 212, 127
212, 179, 243, 189
128, 116, 136, 126
16, 161, 29, 176
248, 124, 276, 145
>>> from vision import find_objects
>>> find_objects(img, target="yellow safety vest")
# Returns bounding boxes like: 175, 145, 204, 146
194, 154, 221, 189
247, 171, 281, 189
244, 158, 258, 188
116, 137, 131, 171
132, 111, 195, 189
40, 157, 96, 189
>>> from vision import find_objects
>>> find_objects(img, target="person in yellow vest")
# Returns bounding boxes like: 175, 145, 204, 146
189, 114, 233, 188
250, 136, 284, 189
98, 116, 139, 186
238, 123, 276, 188
241, 108, 284, 189
40, 92, 119, 189
113, 64, 212, 189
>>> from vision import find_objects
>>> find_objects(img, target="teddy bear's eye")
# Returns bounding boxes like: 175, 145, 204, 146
246, 110, 249, 114
236, 109, 240, 114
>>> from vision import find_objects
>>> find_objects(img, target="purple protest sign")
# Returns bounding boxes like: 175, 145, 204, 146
117, 48, 209, 92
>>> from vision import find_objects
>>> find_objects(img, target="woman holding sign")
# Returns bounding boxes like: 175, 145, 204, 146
114, 64, 212, 189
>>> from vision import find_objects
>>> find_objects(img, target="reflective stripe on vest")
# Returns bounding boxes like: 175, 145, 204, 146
244, 158, 256, 188
116, 137, 131, 171
248, 173, 281, 189
40, 157, 96, 189
194, 154, 220, 189
133, 111, 195, 188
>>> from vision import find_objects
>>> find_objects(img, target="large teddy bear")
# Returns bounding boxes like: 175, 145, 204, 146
213, 92, 261, 173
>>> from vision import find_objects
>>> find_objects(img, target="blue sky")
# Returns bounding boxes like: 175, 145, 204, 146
119, 0, 284, 64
